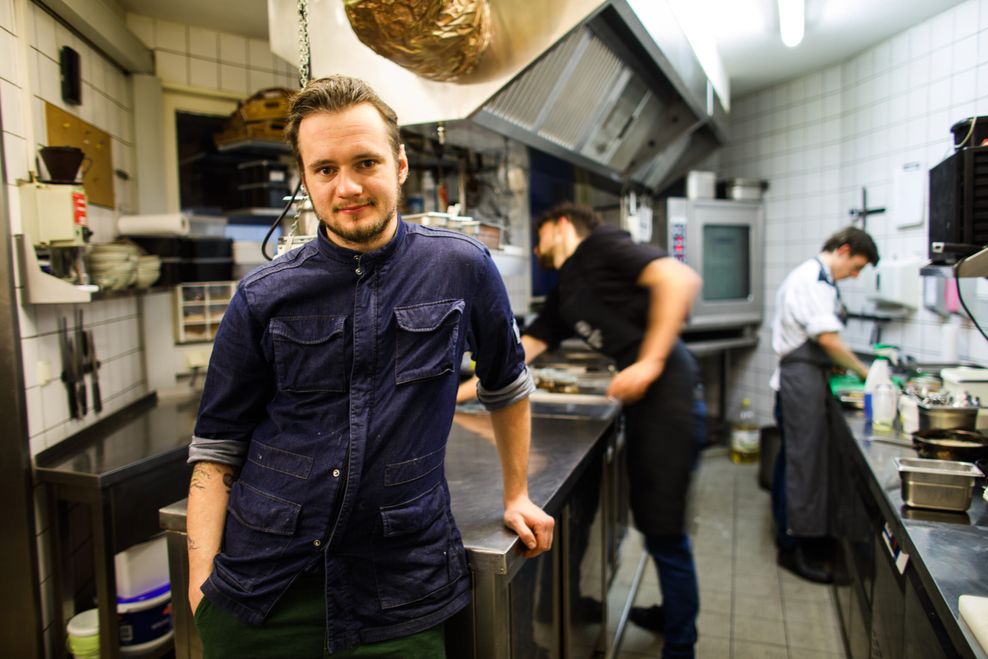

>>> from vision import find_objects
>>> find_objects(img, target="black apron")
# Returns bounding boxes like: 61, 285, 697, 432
776, 260, 847, 538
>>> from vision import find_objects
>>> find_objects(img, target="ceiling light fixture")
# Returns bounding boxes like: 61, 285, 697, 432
778, 0, 804, 47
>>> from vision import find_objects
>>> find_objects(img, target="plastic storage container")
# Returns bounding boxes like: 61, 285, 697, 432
117, 584, 173, 648
942, 367, 988, 430
115, 535, 168, 601
66, 608, 100, 658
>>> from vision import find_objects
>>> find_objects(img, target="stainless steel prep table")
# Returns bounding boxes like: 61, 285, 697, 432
34, 392, 199, 659
831, 411, 988, 659
161, 403, 621, 659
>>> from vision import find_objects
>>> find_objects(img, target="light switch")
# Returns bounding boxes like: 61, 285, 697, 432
37, 359, 51, 384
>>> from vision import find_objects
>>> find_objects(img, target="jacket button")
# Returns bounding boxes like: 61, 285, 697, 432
332, 468, 341, 478
313, 539, 321, 548
355, 268, 362, 276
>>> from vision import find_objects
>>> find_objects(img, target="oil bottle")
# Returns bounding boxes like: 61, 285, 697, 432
729, 398, 760, 464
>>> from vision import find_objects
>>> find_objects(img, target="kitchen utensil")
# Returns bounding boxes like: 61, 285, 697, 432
58, 316, 79, 419
86, 329, 101, 414
74, 310, 87, 416
912, 428, 988, 462
895, 456, 982, 511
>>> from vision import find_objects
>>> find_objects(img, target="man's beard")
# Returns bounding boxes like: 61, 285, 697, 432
318, 184, 403, 246
537, 251, 556, 270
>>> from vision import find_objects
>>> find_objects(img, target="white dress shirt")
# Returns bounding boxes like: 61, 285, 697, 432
769, 257, 844, 390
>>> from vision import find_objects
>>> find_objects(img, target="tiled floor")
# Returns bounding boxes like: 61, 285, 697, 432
609, 448, 848, 659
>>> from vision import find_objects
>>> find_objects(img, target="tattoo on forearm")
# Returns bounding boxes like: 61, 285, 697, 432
190, 463, 211, 491
188, 536, 200, 551
190, 462, 238, 493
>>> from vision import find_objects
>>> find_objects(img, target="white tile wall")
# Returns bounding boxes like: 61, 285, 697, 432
720, 0, 988, 425
3, 8, 301, 652
127, 14, 299, 92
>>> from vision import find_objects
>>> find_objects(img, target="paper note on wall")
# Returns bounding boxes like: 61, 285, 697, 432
892, 162, 925, 229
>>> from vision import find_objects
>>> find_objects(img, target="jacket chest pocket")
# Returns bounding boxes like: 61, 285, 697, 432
270, 316, 346, 392
394, 299, 464, 385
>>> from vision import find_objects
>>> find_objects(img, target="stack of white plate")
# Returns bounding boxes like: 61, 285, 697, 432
88, 243, 139, 291
135, 255, 162, 288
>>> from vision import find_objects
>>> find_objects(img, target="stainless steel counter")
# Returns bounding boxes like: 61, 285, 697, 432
836, 412, 988, 658
160, 407, 619, 573
160, 400, 621, 659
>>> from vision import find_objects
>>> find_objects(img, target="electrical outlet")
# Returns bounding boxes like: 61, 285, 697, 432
184, 351, 209, 370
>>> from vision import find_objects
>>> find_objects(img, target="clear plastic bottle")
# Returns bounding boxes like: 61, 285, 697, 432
730, 398, 760, 464
872, 382, 897, 430
863, 356, 892, 423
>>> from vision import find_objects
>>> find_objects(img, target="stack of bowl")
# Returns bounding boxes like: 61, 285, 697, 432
136, 255, 162, 289
88, 243, 139, 291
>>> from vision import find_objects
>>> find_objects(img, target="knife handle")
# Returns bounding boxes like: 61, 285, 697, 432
92, 381, 102, 414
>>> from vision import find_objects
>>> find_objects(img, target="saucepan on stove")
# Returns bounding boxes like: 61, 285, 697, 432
912, 428, 988, 462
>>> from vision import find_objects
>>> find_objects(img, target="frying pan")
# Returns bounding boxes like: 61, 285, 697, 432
912, 428, 988, 462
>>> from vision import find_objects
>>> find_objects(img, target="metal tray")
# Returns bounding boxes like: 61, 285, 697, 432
894, 457, 983, 511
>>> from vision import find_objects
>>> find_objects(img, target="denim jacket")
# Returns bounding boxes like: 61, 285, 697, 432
189, 219, 532, 651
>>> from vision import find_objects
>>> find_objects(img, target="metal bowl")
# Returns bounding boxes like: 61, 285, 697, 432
917, 404, 979, 431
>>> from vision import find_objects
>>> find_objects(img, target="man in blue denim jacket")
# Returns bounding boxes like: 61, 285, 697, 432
186, 76, 554, 658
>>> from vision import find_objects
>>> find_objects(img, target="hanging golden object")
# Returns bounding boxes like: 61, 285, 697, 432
344, 0, 492, 82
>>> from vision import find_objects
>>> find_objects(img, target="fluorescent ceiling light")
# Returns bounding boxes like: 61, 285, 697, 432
778, 0, 805, 47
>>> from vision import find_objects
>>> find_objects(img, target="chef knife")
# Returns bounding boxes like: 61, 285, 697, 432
87, 329, 102, 414
74, 309, 87, 416
58, 316, 79, 419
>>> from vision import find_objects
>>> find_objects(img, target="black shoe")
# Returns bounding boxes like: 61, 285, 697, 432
628, 604, 665, 632
777, 547, 833, 584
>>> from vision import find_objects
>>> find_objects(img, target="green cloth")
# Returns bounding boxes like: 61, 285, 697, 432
829, 373, 904, 396
194, 570, 446, 658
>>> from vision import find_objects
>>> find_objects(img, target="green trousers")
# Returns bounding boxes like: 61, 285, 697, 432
194, 570, 445, 658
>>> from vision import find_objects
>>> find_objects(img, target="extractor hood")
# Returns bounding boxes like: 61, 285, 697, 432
268, 0, 727, 193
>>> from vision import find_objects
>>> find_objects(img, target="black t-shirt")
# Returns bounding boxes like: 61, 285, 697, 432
525, 225, 664, 368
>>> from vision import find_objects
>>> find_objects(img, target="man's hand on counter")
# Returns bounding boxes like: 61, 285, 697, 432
503, 494, 555, 558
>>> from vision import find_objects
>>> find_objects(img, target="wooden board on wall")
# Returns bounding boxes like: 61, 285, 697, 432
44, 102, 115, 208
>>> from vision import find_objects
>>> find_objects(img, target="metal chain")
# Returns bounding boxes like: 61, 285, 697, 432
297, 0, 310, 88
285, 0, 311, 244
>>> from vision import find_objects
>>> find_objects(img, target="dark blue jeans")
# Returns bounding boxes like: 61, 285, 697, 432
644, 533, 699, 659
771, 396, 797, 551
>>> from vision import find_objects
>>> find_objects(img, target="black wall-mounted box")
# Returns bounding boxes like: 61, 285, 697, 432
60, 47, 81, 105
928, 146, 988, 264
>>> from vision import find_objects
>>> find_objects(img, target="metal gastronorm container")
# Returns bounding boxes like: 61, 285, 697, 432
894, 457, 983, 512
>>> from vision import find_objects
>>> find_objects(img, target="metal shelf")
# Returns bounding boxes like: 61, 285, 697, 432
215, 139, 291, 155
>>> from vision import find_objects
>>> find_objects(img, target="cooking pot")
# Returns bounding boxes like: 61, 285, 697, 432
912, 428, 988, 462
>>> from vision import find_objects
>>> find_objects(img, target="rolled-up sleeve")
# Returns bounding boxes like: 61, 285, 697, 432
189, 286, 273, 466
469, 253, 532, 411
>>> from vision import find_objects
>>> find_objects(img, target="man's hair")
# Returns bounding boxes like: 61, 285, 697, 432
285, 75, 401, 167
821, 226, 880, 265
537, 202, 601, 238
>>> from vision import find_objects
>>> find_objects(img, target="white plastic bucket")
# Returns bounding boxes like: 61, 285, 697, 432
66, 608, 100, 658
